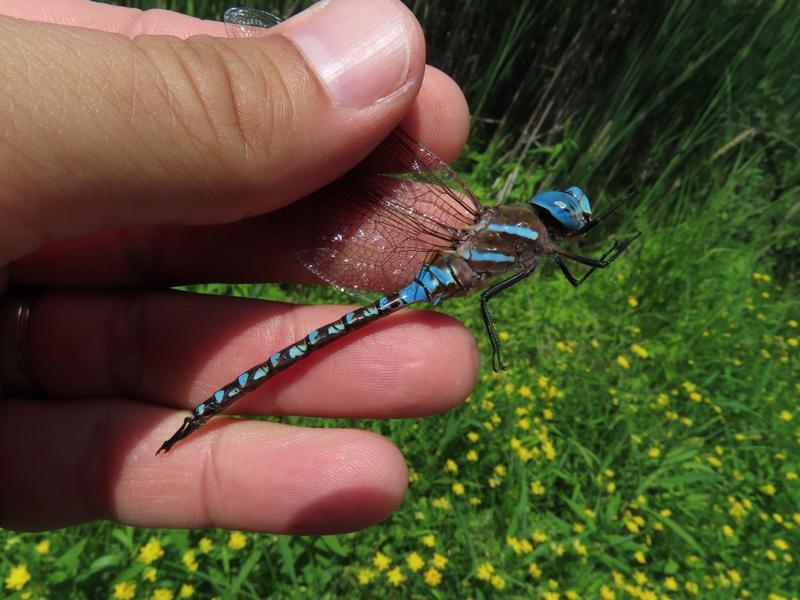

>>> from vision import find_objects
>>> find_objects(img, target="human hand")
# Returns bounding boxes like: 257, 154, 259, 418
0, 0, 477, 534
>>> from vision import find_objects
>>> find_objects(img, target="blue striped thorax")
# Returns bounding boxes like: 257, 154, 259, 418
530, 186, 592, 231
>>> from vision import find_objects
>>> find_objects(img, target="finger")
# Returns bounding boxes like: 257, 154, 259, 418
0, 399, 408, 533
10, 67, 471, 287
0, 0, 426, 265
26, 291, 479, 417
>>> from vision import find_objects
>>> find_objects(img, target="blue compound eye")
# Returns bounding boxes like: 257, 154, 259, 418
529, 186, 591, 230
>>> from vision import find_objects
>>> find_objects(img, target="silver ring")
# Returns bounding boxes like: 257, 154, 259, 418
0, 290, 39, 397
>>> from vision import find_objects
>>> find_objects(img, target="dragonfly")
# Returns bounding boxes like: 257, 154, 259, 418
157, 7, 640, 453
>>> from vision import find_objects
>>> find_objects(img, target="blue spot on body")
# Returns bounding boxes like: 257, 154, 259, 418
196, 403, 206, 416
288, 344, 306, 359
270, 352, 281, 367
308, 330, 320, 344
487, 223, 538, 241
467, 250, 515, 263
345, 311, 355, 324
253, 367, 267, 380
227, 387, 240, 397
238, 373, 249, 387
363, 306, 379, 317
214, 390, 225, 402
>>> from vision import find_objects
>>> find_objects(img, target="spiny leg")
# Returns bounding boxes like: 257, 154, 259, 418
480, 262, 538, 372
555, 231, 641, 286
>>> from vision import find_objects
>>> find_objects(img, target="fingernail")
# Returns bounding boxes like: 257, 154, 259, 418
286, 0, 412, 108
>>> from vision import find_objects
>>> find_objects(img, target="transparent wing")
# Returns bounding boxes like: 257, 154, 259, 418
223, 7, 282, 38
267, 130, 483, 292
224, 8, 484, 292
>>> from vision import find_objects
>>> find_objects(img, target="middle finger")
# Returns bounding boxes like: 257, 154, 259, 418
26, 289, 479, 417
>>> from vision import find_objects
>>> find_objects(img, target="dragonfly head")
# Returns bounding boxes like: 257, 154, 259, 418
530, 186, 592, 235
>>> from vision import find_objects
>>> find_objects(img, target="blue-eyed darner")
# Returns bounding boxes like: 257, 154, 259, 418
157, 8, 640, 453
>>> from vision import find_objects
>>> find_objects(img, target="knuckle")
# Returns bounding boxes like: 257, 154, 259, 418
135, 34, 313, 188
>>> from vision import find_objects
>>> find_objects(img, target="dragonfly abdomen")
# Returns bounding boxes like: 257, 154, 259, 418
158, 262, 461, 453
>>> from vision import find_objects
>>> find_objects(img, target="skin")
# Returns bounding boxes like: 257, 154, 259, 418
0, 0, 477, 533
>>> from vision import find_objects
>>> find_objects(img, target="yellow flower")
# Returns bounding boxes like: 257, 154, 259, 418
373, 551, 391, 571
722, 524, 735, 537
138, 538, 165, 564
606, 481, 617, 493
630, 343, 648, 358
490, 574, 506, 590
616, 355, 631, 369
152, 588, 174, 600
774, 538, 789, 550
357, 569, 376, 585
543, 408, 554, 420
685, 580, 699, 595
113, 581, 136, 600
647, 447, 661, 458
543, 441, 557, 460
386, 566, 405, 586
728, 569, 741, 585
446, 459, 459, 473
633, 550, 646, 564
432, 497, 450, 510
633, 571, 647, 585
599, 584, 615, 599
34, 539, 50, 554
432, 552, 448, 569
182, 550, 199, 573
406, 552, 425, 572
179, 584, 194, 598
788, 338, 798, 347
466, 449, 479, 461
788, 319, 798, 328
467, 431, 480, 442
779, 410, 793, 422
628, 296, 639, 308
529, 562, 542, 578
142, 568, 157, 582
519, 447, 534, 462
532, 530, 548, 543
761, 484, 777, 496
664, 576, 678, 591
421, 534, 435, 548
476, 562, 495, 581
452, 482, 465, 495
198, 538, 213, 554
424, 567, 442, 587
530, 480, 546, 495
519, 385, 533, 398
572, 539, 588, 556
2, 567, 30, 595
227, 531, 247, 551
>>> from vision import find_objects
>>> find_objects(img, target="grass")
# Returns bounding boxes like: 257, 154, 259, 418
2, 1, 799, 598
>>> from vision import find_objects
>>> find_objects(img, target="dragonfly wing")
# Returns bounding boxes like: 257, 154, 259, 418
223, 7, 282, 38
267, 130, 483, 292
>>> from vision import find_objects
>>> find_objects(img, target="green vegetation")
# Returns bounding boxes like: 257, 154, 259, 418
3, 1, 799, 598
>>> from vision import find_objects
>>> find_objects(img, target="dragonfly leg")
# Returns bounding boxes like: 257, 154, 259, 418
555, 232, 641, 282
480, 261, 538, 372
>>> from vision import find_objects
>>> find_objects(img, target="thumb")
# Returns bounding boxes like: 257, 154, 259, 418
0, 0, 425, 265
